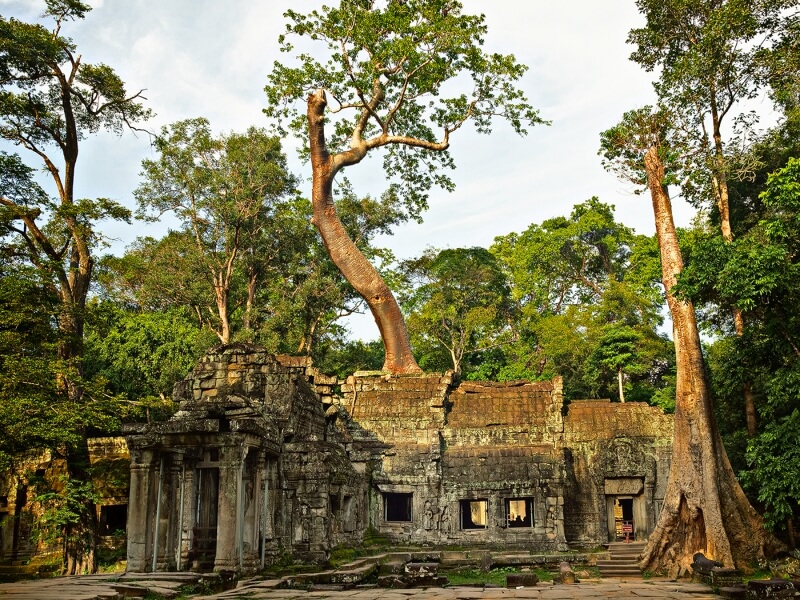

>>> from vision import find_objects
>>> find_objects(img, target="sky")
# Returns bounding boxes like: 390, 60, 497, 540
1, 0, 703, 338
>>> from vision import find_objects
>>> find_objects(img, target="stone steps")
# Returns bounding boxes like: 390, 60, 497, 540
598, 542, 645, 578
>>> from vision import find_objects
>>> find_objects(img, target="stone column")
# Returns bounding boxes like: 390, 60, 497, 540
160, 453, 185, 571
644, 480, 656, 535
214, 445, 242, 571
176, 456, 193, 571
126, 447, 155, 572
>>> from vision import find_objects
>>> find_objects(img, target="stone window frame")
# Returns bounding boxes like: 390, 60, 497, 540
383, 492, 413, 522
459, 499, 489, 530
504, 497, 534, 528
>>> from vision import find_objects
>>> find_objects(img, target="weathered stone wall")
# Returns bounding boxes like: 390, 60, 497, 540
3, 345, 675, 571
0, 450, 58, 564
0, 440, 130, 565
562, 400, 674, 546
440, 380, 566, 549
332, 375, 571, 550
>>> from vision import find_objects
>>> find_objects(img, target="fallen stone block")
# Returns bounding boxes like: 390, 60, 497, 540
718, 587, 748, 600
404, 562, 439, 577
378, 574, 410, 588
506, 573, 539, 588
379, 560, 406, 575
330, 563, 376, 584
559, 561, 576, 584
711, 567, 742, 588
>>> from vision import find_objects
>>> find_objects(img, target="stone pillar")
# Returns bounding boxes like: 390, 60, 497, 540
240, 450, 263, 568
160, 453, 185, 571
644, 480, 656, 535
126, 448, 155, 572
176, 456, 193, 571
214, 445, 242, 571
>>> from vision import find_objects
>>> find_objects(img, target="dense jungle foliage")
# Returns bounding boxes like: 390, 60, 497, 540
0, 0, 798, 571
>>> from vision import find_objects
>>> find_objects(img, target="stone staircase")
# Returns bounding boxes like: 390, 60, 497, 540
597, 541, 645, 578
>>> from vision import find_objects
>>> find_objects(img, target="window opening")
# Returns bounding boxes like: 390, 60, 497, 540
383, 492, 412, 522
460, 499, 488, 529
505, 497, 534, 528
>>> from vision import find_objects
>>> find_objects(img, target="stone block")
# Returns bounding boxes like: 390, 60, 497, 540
711, 567, 742, 588
558, 561, 576, 584
747, 579, 796, 599
506, 573, 539, 588
404, 562, 439, 577
330, 563, 376, 584
379, 560, 406, 575
199, 378, 216, 390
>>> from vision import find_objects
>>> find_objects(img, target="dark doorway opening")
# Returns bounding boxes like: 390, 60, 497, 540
193, 467, 219, 565
99, 504, 128, 536
614, 497, 634, 540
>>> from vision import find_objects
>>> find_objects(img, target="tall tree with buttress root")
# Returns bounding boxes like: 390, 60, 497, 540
628, 0, 800, 436
264, 0, 544, 373
600, 107, 783, 576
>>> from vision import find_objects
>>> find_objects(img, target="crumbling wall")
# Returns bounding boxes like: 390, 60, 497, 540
4, 345, 675, 571
0, 440, 130, 566
124, 344, 367, 572
441, 379, 566, 550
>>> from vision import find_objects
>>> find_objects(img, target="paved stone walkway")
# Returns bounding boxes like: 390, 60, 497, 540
0, 576, 723, 599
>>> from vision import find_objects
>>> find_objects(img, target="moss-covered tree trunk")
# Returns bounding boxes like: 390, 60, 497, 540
639, 146, 781, 576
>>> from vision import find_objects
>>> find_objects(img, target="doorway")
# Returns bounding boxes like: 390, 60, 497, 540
612, 497, 634, 541
192, 466, 219, 566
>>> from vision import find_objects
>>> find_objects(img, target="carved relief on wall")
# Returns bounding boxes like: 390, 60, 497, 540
602, 438, 648, 477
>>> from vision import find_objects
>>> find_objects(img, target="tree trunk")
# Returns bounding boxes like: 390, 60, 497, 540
639, 146, 781, 576
243, 268, 257, 332
56, 299, 98, 575
618, 367, 625, 403
214, 283, 231, 344
62, 438, 98, 575
732, 308, 758, 436
306, 90, 421, 373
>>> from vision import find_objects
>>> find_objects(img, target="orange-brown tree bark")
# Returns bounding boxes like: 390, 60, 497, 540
266, 3, 543, 374
307, 90, 421, 373
639, 145, 782, 575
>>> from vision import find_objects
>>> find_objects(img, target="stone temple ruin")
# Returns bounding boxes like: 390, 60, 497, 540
118, 343, 673, 573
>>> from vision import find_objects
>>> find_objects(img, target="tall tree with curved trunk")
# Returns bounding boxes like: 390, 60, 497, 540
0, 0, 151, 574
265, 0, 544, 373
629, 0, 800, 435
601, 107, 782, 576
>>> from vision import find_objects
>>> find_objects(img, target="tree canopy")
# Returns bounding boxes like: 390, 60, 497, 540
264, 0, 545, 373
400, 246, 513, 374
